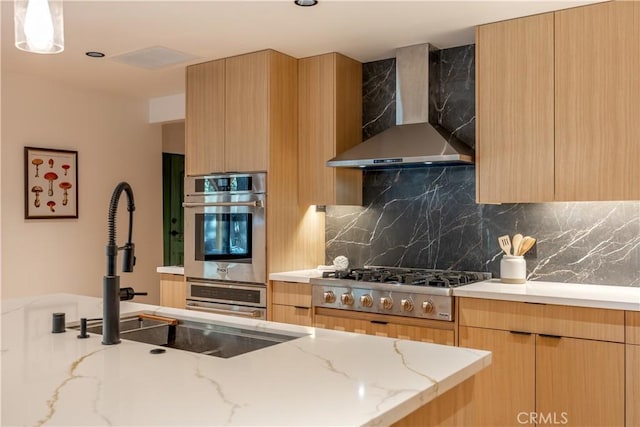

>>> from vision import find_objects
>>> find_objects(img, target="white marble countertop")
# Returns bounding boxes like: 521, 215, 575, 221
453, 279, 640, 311
1, 293, 490, 426
268, 269, 324, 283
157, 265, 184, 275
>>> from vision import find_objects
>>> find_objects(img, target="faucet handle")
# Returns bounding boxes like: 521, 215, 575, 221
119, 287, 148, 301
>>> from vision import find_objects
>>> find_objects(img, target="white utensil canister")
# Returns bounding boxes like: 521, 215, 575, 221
500, 255, 526, 284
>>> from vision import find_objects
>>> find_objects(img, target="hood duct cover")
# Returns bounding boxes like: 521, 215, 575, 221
327, 43, 474, 168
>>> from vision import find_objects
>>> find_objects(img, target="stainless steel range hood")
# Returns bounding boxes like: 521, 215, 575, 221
327, 43, 474, 168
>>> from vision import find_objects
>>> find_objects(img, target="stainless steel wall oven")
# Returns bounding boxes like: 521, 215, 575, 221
184, 173, 266, 283
184, 173, 267, 319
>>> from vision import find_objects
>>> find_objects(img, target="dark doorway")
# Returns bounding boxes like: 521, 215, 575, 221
162, 153, 184, 266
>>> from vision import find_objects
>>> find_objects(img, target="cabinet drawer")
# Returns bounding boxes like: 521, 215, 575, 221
458, 298, 541, 332
458, 298, 625, 342
271, 304, 313, 327
271, 281, 312, 307
627, 311, 640, 345
540, 304, 624, 342
314, 308, 454, 345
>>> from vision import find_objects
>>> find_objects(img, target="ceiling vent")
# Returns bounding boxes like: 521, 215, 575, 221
110, 46, 199, 70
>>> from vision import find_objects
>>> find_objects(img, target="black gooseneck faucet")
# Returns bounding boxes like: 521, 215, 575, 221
103, 182, 137, 345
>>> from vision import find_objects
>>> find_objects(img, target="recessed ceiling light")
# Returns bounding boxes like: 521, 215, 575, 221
86, 51, 105, 58
294, 0, 318, 7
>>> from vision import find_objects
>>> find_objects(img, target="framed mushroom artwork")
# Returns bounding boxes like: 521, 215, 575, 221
24, 147, 78, 219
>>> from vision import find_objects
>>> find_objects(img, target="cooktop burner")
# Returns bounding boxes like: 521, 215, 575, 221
321, 267, 489, 288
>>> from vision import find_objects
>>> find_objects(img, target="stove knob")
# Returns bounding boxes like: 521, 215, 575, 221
401, 298, 414, 312
323, 290, 336, 304
360, 294, 373, 308
422, 299, 434, 314
340, 292, 354, 306
380, 296, 393, 310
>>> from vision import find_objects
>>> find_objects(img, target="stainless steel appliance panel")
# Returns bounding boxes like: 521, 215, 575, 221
185, 300, 266, 320
186, 280, 267, 320
311, 285, 454, 321
184, 173, 266, 283
184, 173, 266, 196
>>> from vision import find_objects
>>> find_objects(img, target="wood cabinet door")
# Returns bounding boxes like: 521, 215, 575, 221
298, 54, 337, 206
298, 53, 362, 207
555, 1, 640, 201
159, 275, 186, 309
271, 304, 313, 327
475, 13, 555, 203
185, 59, 225, 176
224, 51, 269, 172
536, 335, 624, 426
459, 326, 535, 426
627, 344, 640, 427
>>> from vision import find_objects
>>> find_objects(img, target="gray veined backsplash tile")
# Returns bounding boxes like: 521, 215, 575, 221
362, 58, 396, 141
326, 168, 640, 286
481, 202, 640, 286
430, 45, 476, 148
327, 166, 484, 272
325, 44, 640, 287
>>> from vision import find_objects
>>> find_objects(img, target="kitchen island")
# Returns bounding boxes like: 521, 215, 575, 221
2, 294, 490, 426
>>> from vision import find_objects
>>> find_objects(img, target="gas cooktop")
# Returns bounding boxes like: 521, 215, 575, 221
310, 267, 491, 320
320, 267, 490, 288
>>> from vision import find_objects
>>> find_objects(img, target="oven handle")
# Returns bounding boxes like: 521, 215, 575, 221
183, 200, 264, 208
185, 302, 263, 318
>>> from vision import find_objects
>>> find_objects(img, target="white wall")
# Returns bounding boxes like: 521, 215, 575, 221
1, 72, 163, 303
149, 93, 185, 123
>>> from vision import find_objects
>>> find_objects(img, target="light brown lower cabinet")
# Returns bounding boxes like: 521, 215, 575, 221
628, 344, 640, 427
159, 274, 186, 309
315, 308, 454, 345
458, 326, 535, 426
271, 304, 313, 326
458, 298, 626, 426
270, 281, 313, 326
536, 335, 624, 427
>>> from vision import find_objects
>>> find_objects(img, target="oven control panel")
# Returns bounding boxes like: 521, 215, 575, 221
312, 286, 453, 321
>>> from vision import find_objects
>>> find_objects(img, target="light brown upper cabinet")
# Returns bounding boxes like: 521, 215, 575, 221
186, 59, 225, 176
298, 53, 363, 206
476, 13, 555, 203
185, 50, 297, 176
476, 1, 640, 203
555, 1, 640, 201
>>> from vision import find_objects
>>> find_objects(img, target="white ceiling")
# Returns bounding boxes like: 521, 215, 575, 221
1, 0, 603, 100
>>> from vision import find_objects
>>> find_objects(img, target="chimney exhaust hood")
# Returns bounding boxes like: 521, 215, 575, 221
327, 43, 474, 168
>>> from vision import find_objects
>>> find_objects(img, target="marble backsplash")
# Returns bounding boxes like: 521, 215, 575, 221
326, 46, 640, 286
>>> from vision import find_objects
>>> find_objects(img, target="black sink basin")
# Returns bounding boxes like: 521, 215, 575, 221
74, 315, 307, 358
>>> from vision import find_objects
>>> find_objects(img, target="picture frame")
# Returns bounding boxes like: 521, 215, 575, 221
24, 147, 78, 219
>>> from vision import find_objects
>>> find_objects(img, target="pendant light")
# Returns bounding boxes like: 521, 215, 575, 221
14, 0, 64, 54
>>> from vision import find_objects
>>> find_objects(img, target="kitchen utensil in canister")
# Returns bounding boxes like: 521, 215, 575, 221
498, 235, 512, 256
511, 234, 523, 258
518, 236, 536, 256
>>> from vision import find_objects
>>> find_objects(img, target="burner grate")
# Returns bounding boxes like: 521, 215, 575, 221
321, 267, 488, 288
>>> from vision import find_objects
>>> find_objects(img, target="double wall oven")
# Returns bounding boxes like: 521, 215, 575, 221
183, 173, 267, 319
